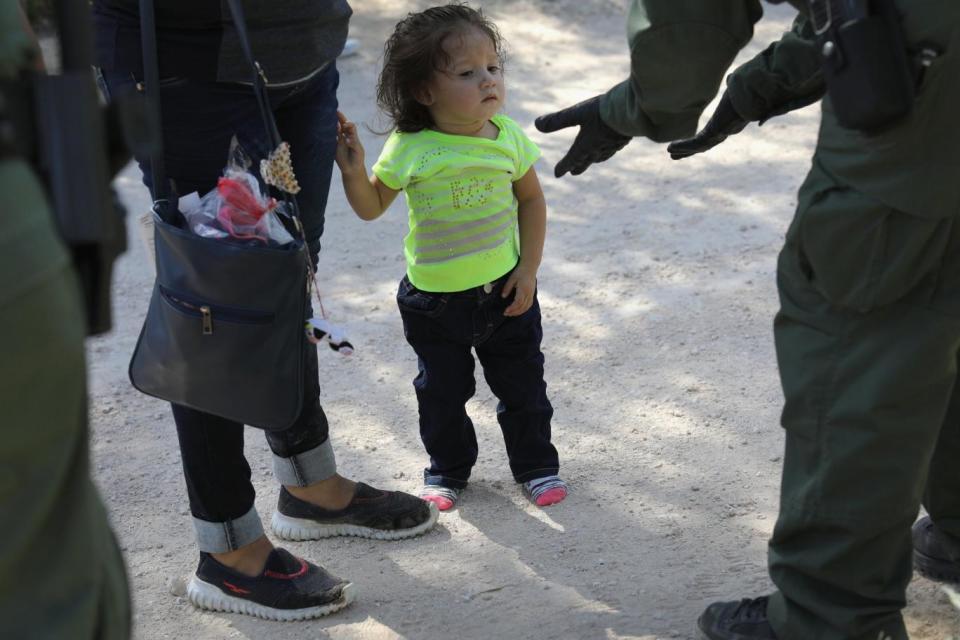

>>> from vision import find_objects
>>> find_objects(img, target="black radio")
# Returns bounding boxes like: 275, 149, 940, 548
811, 0, 918, 132
2, 1, 155, 336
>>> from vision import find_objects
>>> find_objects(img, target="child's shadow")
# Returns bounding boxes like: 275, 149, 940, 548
456, 480, 576, 534
454, 481, 660, 639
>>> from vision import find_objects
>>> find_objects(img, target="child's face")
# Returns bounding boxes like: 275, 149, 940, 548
419, 27, 504, 133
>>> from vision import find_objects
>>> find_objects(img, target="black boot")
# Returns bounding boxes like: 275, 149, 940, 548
913, 515, 960, 583
696, 596, 778, 640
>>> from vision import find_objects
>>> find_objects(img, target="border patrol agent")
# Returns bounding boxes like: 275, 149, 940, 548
536, 1, 960, 639
0, 2, 130, 637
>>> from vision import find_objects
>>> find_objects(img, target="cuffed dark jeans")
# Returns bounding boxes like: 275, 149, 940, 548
100, 64, 341, 552
396, 272, 559, 490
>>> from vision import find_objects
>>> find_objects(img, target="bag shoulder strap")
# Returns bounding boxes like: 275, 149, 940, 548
223, 0, 283, 150
138, 0, 170, 216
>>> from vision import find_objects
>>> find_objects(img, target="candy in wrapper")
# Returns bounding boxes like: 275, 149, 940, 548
260, 141, 301, 194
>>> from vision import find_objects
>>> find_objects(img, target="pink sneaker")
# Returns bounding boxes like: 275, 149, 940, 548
418, 485, 461, 511
523, 476, 568, 507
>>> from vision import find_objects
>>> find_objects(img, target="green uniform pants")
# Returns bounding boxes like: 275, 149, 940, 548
766, 159, 960, 640
0, 159, 130, 639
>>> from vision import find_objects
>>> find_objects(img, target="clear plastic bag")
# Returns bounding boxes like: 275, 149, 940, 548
181, 138, 295, 246
180, 191, 226, 240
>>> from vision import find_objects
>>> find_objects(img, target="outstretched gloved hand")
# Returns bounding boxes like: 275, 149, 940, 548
535, 96, 632, 178
666, 91, 748, 160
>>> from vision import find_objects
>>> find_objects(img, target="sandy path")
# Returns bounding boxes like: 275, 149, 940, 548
86, 1, 958, 638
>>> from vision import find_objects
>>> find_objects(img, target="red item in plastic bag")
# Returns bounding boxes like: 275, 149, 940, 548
216, 176, 278, 241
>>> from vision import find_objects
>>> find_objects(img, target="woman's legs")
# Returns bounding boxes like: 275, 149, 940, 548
103, 66, 433, 580
100, 68, 353, 573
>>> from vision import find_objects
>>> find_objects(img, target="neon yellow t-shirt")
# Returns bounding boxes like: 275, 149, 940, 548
372, 114, 541, 292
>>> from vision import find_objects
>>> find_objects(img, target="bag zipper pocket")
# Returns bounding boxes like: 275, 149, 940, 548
159, 285, 274, 335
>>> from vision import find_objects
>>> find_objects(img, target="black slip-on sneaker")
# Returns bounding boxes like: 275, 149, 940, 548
696, 597, 778, 640
271, 482, 439, 541
913, 515, 960, 583
186, 548, 355, 621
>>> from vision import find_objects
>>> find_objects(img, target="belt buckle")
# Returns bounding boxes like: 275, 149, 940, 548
482, 282, 493, 294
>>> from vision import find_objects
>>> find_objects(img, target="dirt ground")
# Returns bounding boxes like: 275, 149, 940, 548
86, 1, 959, 638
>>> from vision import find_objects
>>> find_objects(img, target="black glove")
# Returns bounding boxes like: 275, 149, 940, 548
666, 92, 748, 160
535, 96, 632, 178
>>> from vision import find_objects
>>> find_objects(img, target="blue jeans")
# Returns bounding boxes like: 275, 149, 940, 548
396, 272, 559, 489
99, 65, 341, 552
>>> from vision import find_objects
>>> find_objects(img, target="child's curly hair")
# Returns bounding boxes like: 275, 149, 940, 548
377, 3, 504, 133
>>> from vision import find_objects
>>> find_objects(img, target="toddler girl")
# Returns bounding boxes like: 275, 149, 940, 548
334, 3, 566, 511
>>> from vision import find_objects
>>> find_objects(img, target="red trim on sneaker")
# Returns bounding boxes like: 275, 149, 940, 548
222, 581, 251, 595
264, 557, 309, 580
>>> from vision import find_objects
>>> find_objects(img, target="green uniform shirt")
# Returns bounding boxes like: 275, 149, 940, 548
599, 0, 960, 220
724, 14, 824, 123
598, 0, 763, 142
373, 114, 540, 292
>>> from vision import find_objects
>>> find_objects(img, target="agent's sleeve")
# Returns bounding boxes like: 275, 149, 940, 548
371, 131, 410, 191
726, 14, 825, 123
598, 0, 764, 141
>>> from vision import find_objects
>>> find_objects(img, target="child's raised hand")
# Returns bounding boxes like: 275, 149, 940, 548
335, 111, 366, 175
502, 266, 537, 317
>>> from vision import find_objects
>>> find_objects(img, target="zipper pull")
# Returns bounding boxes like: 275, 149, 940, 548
200, 305, 213, 335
